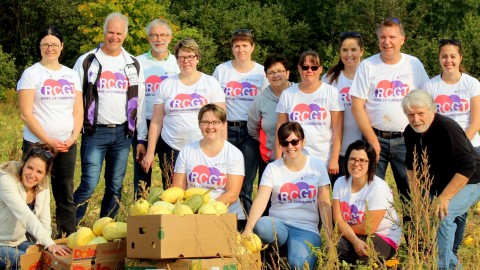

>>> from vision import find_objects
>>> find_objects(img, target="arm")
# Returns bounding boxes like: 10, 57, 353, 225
64, 91, 84, 148
136, 72, 148, 162
437, 173, 469, 220
351, 96, 380, 161
242, 185, 272, 236
247, 100, 261, 141
171, 172, 187, 189
465, 96, 480, 141
215, 174, 243, 204
349, 209, 387, 235
213, 102, 228, 140
333, 199, 368, 256
328, 111, 343, 174
142, 103, 165, 172
318, 184, 333, 238
274, 113, 288, 159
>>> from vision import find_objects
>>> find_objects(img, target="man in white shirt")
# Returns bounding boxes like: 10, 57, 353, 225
133, 19, 180, 197
350, 18, 429, 207
73, 12, 146, 223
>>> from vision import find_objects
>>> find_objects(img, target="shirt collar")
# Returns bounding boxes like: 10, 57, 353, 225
147, 50, 172, 62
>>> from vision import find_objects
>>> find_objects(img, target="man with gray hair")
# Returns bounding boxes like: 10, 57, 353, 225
73, 12, 146, 223
403, 90, 480, 269
133, 19, 179, 196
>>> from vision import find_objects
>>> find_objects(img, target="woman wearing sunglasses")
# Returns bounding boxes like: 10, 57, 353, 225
212, 29, 268, 215
0, 143, 70, 269
333, 140, 400, 266
172, 104, 245, 230
142, 38, 225, 188
17, 26, 82, 237
322, 32, 364, 183
423, 38, 480, 255
243, 122, 332, 270
276, 51, 344, 177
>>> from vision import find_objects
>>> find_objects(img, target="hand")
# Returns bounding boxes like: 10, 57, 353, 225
436, 195, 450, 220
47, 244, 71, 256
327, 159, 339, 175
141, 153, 154, 173
136, 144, 146, 163
352, 238, 368, 257
63, 137, 77, 149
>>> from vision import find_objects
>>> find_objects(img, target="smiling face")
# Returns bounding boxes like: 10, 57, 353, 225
102, 17, 127, 56
40, 35, 63, 62
148, 24, 172, 55
21, 157, 47, 191
347, 149, 370, 181
281, 132, 305, 160
378, 25, 405, 63
266, 62, 290, 90
406, 105, 435, 134
177, 48, 199, 74
439, 44, 462, 75
199, 111, 225, 141
232, 40, 254, 62
340, 38, 364, 69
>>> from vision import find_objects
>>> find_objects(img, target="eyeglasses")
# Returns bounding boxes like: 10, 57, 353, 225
40, 43, 61, 49
266, 70, 286, 77
340, 31, 362, 39
280, 139, 301, 147
348, 157, 369, 166
233, 28, 253, 37
200, 120, 223, 126
177, 55, 197, 62
148, 33, 170, 39
300, 65, 319, 71
439, 39, 461, 46
32, 147, 54, 159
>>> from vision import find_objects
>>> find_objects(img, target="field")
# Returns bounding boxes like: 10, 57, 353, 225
1, 92, 480, 269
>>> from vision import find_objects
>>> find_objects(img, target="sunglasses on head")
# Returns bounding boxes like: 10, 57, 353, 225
233, 28, 253, 37
32, 147, 54, 159
439, 38, 461, 46
340, 31, 362, 39
300, 65, 319, 71
384, 17, 403, 26
280, 139, 301, 147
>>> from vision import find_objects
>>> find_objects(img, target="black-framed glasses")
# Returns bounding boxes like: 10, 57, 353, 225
199, 120, 223, 126
233, 28, 253, 37
439, 39, 461, 46
280, 139, 301, 147
300, 65, 319, 71
32, 147, 54, 159
177, 55, 197, 62
340, 31, 362, 39
148, 33, 170, 39
348, 157, 369, 166
266, 70, 286, 77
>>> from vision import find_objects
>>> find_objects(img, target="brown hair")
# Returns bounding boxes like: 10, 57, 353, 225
298, 50, 322, 67
344, 140, 377, 183
198, 104, 226, 123
277, 122, 305, 143
21, 143, 56, 192
230, 29, 254, 46
174, 38, 201, 60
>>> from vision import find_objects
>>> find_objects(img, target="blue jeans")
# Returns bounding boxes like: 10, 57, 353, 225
73, 125, 131, 224
254, 216, 321, 270
228, 125, 259, 215
0, 241, 33, 269
436, 183, 480, 269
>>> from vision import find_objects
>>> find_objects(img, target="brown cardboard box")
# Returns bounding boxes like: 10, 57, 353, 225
124, 252, 261, 270
42, 240, 126, 270
20, 239, 68, 270
127, 214, 237, 259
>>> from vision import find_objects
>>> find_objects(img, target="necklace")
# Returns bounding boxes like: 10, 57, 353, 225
39, 62, 60, 78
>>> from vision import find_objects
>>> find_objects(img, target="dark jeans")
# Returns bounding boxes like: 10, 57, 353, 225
228, 125, 259, 215
337, 234, 396, 265
23, 139, 77, 236
156, 135, 179, 189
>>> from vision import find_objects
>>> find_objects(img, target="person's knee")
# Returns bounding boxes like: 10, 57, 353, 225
253, 217, 279, 244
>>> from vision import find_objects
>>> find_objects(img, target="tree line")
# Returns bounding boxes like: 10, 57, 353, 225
1, 0, 480, 100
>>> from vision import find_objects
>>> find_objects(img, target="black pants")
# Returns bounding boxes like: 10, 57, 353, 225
156, 136, 179, 189
337, 234, 396, 265
23, 139, 77, 236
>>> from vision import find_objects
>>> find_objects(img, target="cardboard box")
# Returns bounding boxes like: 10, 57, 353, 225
124, 252, 261, 270
20, 239, 68, 270
42, 240, 126, 270
127, 214, 237, 259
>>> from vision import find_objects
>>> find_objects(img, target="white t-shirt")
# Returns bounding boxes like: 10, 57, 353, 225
349, 53, 429, 132
332, 175, 402, 248
175, 140, 245, 219
322, 72, 361, 156
212, 61, 268, 121
137, 51, 180, 120
424, 74, 480, 147
17, 63, 81, 142
155, 73, 225, 150
260, 155, 330, 235
276, 83, 344, 163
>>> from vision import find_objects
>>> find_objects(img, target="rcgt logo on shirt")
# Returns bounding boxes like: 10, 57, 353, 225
339, 87, 352, 107
374, 80, 409, 100
187, 165, 227, 187
40, 79, 76, 101
169, 93, 208, 109
224, 81, 258, 101
289, 104, 327, 123
95, 71, 129, 93
277, 182, 317, 204
340, 201, 366, 225
435, 94, 469, 113
145, 75, 168, 96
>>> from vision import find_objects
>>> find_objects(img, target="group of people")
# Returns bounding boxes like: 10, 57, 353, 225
1, 12, 479, 270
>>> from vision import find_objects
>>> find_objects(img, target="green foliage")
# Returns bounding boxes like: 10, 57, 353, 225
0, 45, 17, 102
